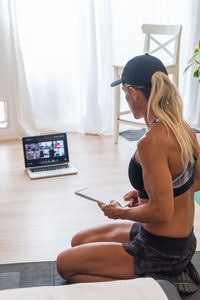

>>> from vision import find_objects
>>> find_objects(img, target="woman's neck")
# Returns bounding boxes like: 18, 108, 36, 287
144, 113, 159, 129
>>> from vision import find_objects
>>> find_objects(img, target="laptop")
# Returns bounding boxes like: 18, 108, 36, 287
22, 132, 77, 179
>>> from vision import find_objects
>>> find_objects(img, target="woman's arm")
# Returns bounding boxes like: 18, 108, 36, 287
100, 136, 174, 223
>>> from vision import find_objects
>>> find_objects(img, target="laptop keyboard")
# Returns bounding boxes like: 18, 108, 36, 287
30, 164, 69, 173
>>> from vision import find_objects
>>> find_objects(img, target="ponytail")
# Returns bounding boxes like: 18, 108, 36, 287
147, 72, 194, 165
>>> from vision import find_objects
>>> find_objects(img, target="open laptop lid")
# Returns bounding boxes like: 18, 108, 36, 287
22, 133, 69, 168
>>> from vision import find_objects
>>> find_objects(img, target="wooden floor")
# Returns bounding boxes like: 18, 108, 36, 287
0, 133, 200, 265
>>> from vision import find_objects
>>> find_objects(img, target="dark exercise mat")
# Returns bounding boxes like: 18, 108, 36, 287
182, 252, 200, 299
119, 128, 146, 141
0, 261, 66, 290
119, 127, 199, 142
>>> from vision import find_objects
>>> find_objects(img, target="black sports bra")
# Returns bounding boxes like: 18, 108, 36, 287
128, 152, 197, 199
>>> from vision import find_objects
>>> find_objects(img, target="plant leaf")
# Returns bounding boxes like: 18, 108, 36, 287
193, 68, 199, 77
184, 63, 194, 73
188, 52, 200, 64
195, 57, 200, 65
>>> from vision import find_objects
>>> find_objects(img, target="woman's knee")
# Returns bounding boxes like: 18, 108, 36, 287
71, 227, 96, 247
56, 251, 66, 277
56, 250, 73, 279
71, 231, 86, 247
71, 225, 108, 247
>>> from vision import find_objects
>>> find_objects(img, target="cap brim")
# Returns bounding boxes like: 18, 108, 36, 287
110, 78, 122, 87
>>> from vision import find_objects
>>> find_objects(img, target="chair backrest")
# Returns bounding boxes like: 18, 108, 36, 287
142, 24, 182, 84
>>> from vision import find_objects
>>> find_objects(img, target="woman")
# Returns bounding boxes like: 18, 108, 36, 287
56, 54, 200, 284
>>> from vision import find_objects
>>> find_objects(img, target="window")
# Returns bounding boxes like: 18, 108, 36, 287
0, 100, 8, 128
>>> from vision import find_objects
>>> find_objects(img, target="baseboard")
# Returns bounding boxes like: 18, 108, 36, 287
0, 128, 18, 140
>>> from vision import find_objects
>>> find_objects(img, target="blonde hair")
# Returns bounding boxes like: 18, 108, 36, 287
147, 71, 194, 165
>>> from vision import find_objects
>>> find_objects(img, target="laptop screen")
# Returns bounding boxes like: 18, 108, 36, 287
22, 133, 69, 168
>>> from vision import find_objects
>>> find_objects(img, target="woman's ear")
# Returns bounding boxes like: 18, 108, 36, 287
129, 86, 139, 99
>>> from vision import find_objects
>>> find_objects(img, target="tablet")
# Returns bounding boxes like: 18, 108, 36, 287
75, 187, 132, 207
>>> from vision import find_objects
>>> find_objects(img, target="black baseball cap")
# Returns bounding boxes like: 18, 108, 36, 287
111, 54, 168, 87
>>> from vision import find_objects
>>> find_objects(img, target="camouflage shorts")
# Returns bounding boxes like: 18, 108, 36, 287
122, 222, 196, 276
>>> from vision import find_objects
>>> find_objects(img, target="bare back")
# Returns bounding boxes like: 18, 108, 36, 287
136, 122, 200, 238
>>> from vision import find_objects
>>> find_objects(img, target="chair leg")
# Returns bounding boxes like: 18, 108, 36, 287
114, 120, 119, 144
113, 85, 120, 144
173, 72, 179, 89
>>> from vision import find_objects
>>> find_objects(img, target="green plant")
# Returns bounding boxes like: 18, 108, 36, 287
184, 39, 200, 82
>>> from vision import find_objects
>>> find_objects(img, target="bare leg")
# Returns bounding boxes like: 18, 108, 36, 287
56, 242, 137, 283
71, 221, 134, 246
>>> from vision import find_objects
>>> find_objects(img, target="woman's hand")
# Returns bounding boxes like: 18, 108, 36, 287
98, 200, 127, 220
123, 190, 139, 207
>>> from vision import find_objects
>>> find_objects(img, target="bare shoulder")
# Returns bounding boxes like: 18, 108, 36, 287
137, 124, 168, 166
138, 122, 168, 148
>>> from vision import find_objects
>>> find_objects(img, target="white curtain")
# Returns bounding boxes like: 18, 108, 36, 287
8, 0, 39, 136
0, 0, 38, 139
12, 0, 113, 135
0, 0, 199, 138
181, 0, 200, 130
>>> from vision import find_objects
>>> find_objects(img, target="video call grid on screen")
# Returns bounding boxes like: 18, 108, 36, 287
22, 133, 69, 167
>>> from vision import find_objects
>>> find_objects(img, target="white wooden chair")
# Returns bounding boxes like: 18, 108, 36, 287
113, 24, 182, 144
